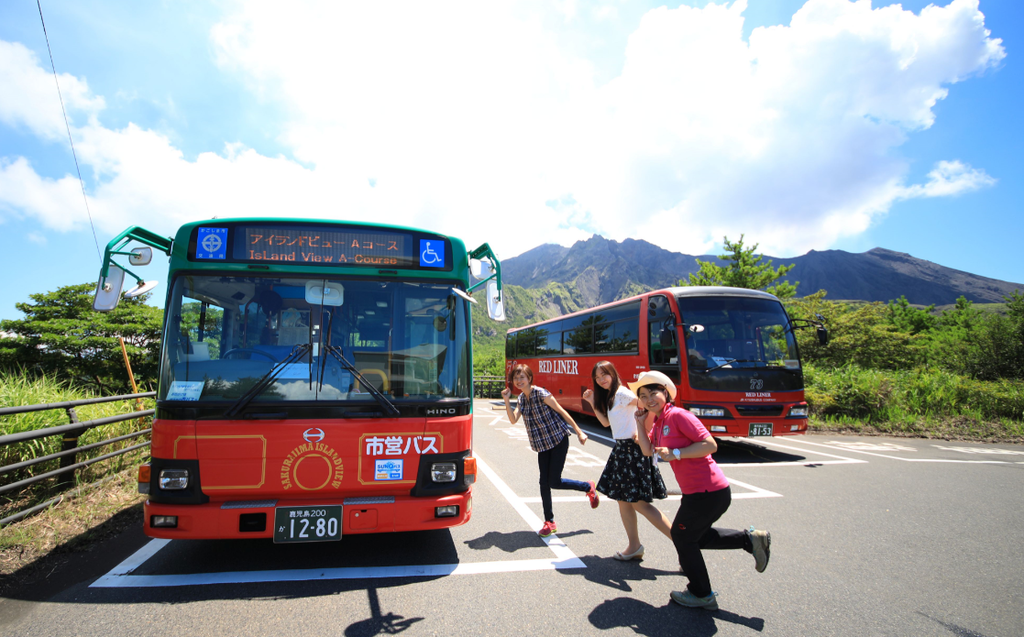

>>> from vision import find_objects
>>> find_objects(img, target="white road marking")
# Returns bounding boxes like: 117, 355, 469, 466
828, 441, 917, 452
91, 557, 585, 588
740, 438, 868, 466
932, 445, 1024, 456
481, 414, 504, 428
779, 438, 1017, 464
525, 476, 782, 505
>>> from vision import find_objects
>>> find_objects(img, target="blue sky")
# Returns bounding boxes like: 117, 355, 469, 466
0, 0, 1020, 321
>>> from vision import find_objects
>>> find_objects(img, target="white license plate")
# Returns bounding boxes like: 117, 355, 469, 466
273, 505, 342, 543
748, 423, 773, 437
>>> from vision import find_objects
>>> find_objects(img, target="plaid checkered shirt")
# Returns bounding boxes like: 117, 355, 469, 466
518, 386, 573, 452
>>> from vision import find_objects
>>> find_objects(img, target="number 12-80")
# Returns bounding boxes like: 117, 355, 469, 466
274, 506, 342, 543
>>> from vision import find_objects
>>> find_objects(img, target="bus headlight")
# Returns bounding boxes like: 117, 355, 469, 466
688, 406, 726, 418
431, 462, 457, 483
159, 469, 190, 490
789, 406, 809, 417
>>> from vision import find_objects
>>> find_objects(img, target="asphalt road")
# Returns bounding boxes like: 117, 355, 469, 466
2, 399, 1022, 637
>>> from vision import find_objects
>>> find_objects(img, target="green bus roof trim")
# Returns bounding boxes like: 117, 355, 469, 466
167, 217, 471, 283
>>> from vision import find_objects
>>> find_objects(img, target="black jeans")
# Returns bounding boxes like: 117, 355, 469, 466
671, 485, 751, 598
537, 434, 590, 522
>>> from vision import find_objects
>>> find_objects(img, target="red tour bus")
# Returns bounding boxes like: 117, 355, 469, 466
504, 287, 827, 438
93, 218, 505, 541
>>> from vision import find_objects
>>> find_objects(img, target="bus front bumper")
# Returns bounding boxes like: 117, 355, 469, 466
705, 418, 808, 437
141, 491, 473, 540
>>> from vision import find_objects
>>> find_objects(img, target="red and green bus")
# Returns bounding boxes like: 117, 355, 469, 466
94, 218, 504, 541
504, 287, 826, 438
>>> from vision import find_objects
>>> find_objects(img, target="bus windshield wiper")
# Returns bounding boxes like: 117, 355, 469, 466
323, 345, 400, 417
223, 344, 311, 419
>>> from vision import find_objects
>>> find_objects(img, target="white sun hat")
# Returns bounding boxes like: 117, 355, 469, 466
628, 370, 677, 401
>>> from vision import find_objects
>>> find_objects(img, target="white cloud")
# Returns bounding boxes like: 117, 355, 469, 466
0, 40, 105, 140
0, 0, 1006, 263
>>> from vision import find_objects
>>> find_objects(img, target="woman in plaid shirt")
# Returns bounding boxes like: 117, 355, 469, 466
502, 363, 600, 537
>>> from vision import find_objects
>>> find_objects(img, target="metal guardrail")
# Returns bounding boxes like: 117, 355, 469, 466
474, 375, 506, 399
0, 391, 155, 527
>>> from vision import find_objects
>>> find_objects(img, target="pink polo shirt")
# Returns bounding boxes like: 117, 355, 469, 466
652, 403, 729, 495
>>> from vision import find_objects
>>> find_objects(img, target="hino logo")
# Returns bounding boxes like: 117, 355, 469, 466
303, 427, 326, 443
426, 408, 457, 416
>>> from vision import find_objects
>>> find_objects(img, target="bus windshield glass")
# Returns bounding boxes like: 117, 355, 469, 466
159, 275, 470, 404
676, 294, 802, 392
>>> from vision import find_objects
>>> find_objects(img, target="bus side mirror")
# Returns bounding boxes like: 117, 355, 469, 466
93, 264, 126, 312
817, 327, 829, 346
486, 279, 505, 322
471, 258, 493, 280
129, 247, 153, 266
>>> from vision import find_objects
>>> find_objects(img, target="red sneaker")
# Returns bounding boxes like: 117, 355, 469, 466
538, 520, 557, 537
587, 480, 600, 509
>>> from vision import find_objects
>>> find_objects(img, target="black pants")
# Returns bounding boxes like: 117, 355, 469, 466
671, 485, 751, 598
537, 435, 590, 522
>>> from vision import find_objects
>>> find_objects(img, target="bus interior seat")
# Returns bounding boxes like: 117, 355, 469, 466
277, 326, 308, 346
185, 341, 210, 362
355, 367, 389, 393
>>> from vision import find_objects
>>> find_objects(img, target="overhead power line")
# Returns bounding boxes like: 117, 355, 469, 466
36, 0, 102, 262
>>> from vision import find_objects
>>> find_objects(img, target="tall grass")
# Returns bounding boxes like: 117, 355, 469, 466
0, 371, 152, 515
804, 364, 1024, 439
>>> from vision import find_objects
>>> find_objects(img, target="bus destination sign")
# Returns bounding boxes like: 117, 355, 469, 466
189, 223, 451, 270
242, 227, 412, 267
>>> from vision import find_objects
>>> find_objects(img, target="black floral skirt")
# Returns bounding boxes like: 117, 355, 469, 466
596, 438, 668, 503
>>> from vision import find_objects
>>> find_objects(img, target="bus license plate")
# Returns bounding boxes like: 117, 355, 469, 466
273, 505, 342, 543
749, 423, 773, 437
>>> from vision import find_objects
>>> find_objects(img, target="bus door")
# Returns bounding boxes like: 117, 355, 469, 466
646, 294, 681, 386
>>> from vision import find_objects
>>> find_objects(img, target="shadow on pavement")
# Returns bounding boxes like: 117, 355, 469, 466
590, 595, 765, 635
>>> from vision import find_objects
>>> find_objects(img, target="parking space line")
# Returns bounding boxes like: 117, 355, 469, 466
475, 456, 584, 564
742, 438, 869, 465
778, 438, 1017, 464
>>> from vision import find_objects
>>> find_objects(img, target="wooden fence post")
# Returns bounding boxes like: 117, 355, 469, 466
118, 337, 143, 411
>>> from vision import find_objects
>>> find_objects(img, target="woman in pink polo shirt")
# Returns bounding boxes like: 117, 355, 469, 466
631, 371, 771, 611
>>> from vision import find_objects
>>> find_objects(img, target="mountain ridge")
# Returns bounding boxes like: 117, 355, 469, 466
499, 235, 1022, 307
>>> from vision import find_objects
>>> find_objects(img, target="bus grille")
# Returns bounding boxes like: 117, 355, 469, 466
735, 405, 784, 417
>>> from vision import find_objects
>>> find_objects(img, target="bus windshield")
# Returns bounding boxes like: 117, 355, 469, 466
159, 275, 470, 404
676, 294, 802, 392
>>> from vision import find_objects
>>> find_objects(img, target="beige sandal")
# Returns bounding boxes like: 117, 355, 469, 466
612, 545, 644, 561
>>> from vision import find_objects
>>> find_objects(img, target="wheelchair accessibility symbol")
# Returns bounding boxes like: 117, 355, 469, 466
419, 240, 445, 268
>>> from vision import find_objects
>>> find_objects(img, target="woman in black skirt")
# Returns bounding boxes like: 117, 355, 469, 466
584, 361, 672, 560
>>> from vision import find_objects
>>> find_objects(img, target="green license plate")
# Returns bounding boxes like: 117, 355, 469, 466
749, 423, 773, 437
273, 505, 342, 543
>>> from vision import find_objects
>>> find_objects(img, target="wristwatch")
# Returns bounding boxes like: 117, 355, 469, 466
672, 448, 681, 459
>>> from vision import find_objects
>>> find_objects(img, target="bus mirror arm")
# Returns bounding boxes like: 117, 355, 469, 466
790, 318, 829, 345
95, 226, 174, 311
467, 243, 502, 294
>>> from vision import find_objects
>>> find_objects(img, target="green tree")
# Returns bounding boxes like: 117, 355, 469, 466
786, 292, 923, 370
0, 283, 163, 392
682, 235, 798, 299
886, 296, 936, 335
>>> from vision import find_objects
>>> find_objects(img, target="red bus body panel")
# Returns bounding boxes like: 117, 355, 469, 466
144, 414, 474, 539
506, 290, 808, 438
